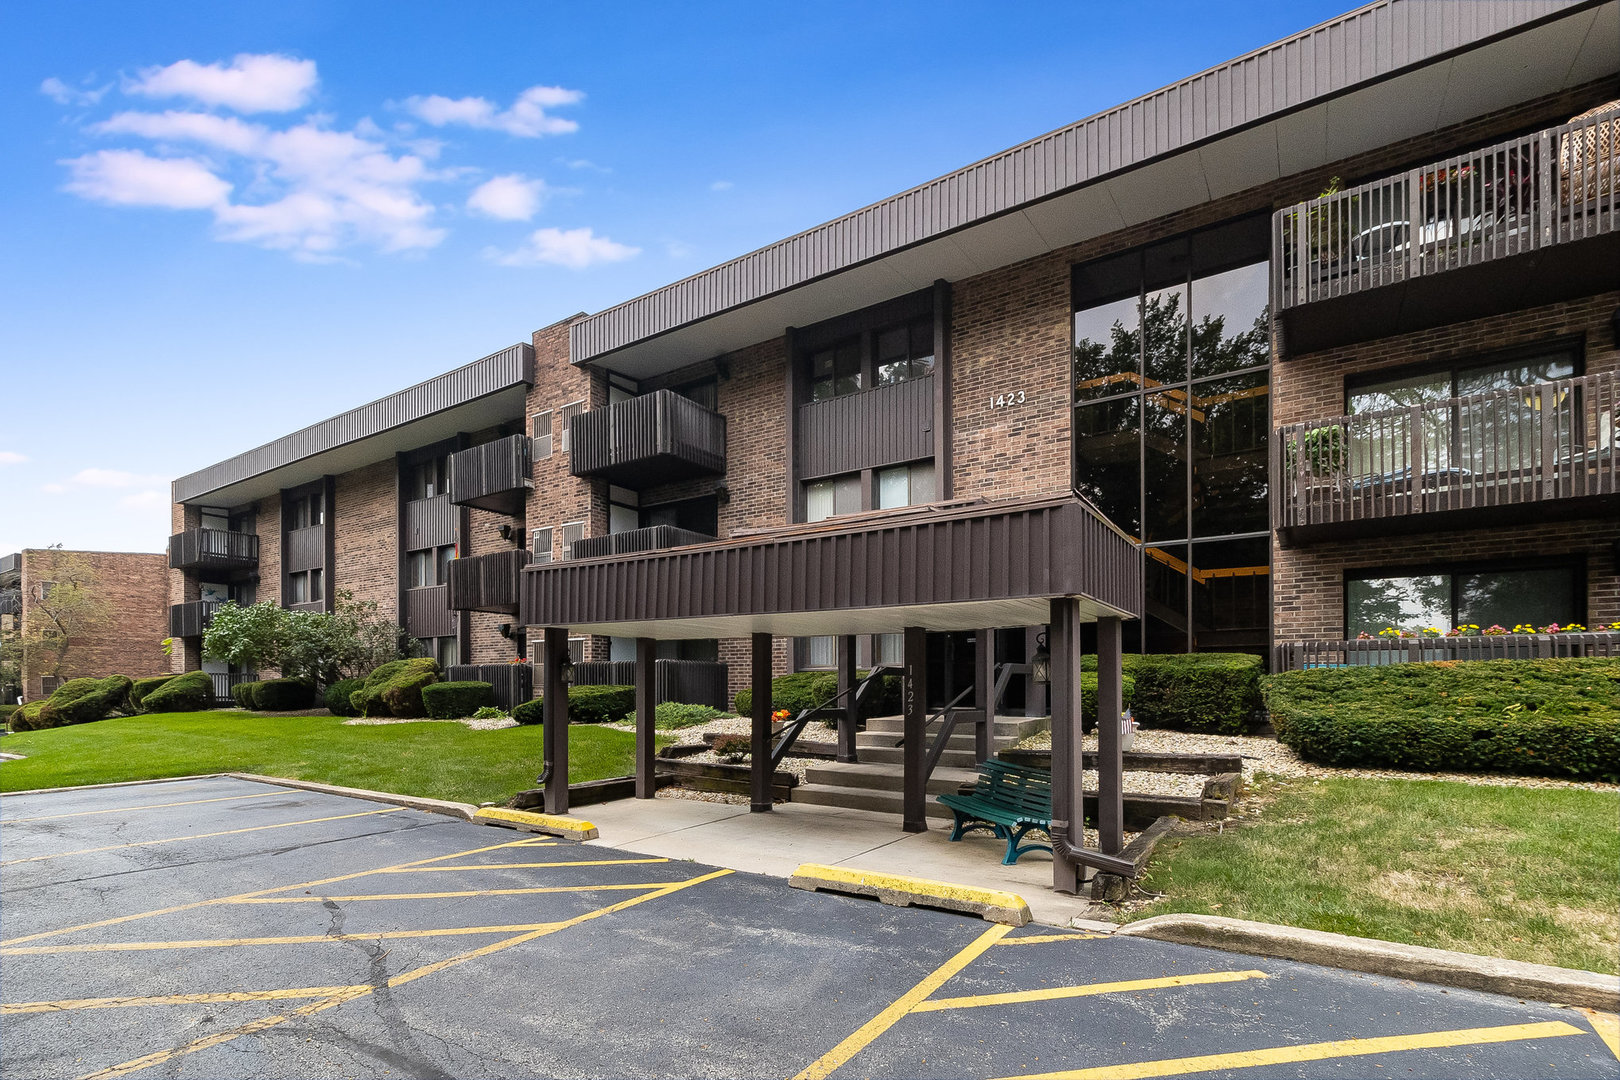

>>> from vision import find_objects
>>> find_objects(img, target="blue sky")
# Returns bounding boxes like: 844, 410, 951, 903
1, 0, 1350, 555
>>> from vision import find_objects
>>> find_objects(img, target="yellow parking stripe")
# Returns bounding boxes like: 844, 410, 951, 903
1, 791, 284, 823
231, 882, 678, 903
1, 834, 554, 946
373, 857, 666, 873
3, 986, 368, 1014
995, 933, 1107, 946
74, 868, 734, 1080
914, 970, 1268, 1012
1577, 1008, 1620, 1059
989, 1021, 1584, 1080
0, 807, 403, 866
792, 923, 1012, 1080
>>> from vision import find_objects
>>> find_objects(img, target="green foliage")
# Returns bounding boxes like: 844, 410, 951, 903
652, 702, 733, 730
1080, 671, 1136, 722
232, 680, 263, 710
1283, 424, 1348, 476
202, 602, 286, 677
1085, 653, 1263, 734
324, 678, 364, 717
252, 678, 316, 712
734, 670, 901, 719
11, 701, 48, 731
130, 675, 176, 709
568, 684, 635, 724
32, 675, 134, 729
471, 706, 508, 720
421, 681, 496, 720
349, 658, 440, 717
511, 698, 543, 726
203, 591, 409, 687
0, 704, 17, 722
140, 671, 214, 714
1265, 658, 1620, 781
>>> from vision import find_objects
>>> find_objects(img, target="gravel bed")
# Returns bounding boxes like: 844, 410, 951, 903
342, 716, 518, 731
1017, 728, 1618, 794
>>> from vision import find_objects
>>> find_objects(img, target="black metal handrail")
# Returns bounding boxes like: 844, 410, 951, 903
769, 664, 900, 771
211, 671, 258, 705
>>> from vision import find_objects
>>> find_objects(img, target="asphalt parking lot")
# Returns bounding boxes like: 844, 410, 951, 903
2, 776, 1616, 1080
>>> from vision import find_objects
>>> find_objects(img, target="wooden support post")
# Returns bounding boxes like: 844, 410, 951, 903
542, 627, 570, 815
974, 627, 993, 764
837, 635, 858, 763
1024, 625, 1049, 718
750, 633, 772, 813
902, 625, 927, 833
1048, 603, 1082, 895
1096, 616, 1125, 855
634, 637, 657, 799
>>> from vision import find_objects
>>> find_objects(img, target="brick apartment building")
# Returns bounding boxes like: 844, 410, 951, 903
168, 0, 1617, 713
1, 549, 169, 703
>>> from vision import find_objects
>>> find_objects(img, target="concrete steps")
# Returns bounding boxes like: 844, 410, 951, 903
790, 784, 956, 819
802, 761, 978, 795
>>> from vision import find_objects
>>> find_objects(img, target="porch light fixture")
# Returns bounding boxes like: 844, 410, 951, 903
1031, 632, 1051, 684
560, 655, 575, 687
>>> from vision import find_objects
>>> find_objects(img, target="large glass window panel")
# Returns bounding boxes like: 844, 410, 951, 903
1347, 371, 1454, 481
810, 342, 861, 401
1190, 263, 1269, 379
800, 636, 836, 670
1143, 543, 1189, 653
1455, 351, 1576, 396
1189, 536, 1270, 652
1192, 371, 1269, 537
1457, 567, 1578, 631
1142, 285, 1189, 387
806, 480, 835, 523
1143, 392, 1188, 542
1073, 296, 1141, 401
877, 466, 910, 509
1073, 397, 1140, 535
1346, 575, 1449, 637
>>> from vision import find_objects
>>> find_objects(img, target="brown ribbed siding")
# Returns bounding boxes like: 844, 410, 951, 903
519, 493, 1141, 633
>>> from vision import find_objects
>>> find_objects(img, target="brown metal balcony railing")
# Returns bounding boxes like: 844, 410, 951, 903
211, 671, 258, 705
1274, 109, 1617, 315
569, 525, 715, 560
169, 528, 259, 572
1274, 373, 1618, 536
797, 376, 934, 480
404, 584, 455, 639
0, 589, 20, 617
446, 549, 531, 613
569, 389, 726, 487
447, 435, 533, 515
170, 601, 223, 638
1275, 632, 1620, 671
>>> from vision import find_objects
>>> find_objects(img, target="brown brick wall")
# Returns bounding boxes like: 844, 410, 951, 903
19, 548, 170, 700
333, 459, 398, 618
464, 504, 523, 665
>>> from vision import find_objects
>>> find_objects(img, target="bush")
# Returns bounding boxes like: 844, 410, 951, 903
350, 658, 439, 717
1266, 658, 1620, 781
1081, 671, 1136, 725
141, 670, 214, 714
734, 670, 902, 719
252, 678, 315, 711
652, 702, 732, 729
130, 675, 176, 709
325, 677, 364, 717
471, 705, 508, 720
1080, 653, 1263, 734
14, 676, 137, 729
568, 684, 636, 724
10, 701, 49, 731
422, 681, 496, 719
0, 704, 16, 723
512, 697, 543, 725
232, 680, 263, 710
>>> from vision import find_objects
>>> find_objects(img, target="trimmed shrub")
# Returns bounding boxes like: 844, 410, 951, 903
10, 701, 49, 731
568, 684, 635, 724
350, 658, 439, 717
1081, 653, 1263, 734
0, 704, 16, 723
1081, 671, 1136, 725
17, 676, 136, 729
325, 677, 364, 717
512, 697, 543, 725
652, 702, 732, 729
422, 681, 496, 719
734, 670, 902, 719
1266, 658, 1620, 782
252, 678, 316, 711
130, 675, 176, 709
232, 681, 263, 710
141, 670, 214, 714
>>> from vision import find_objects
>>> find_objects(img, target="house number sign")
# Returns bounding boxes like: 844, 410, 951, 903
989, 390, 1028, 409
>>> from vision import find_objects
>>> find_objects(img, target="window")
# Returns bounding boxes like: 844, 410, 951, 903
407, 545, 455, 587
559, 401, 585, 452
407, 456, 449, 501
806, 474, 861, 522
876, 461, 936, 510
287, 491, 325, 530
1345, 563, 1581, 637
874, 316, 935, 387
807, 315, 934, 402
288, 568, 323, 605
873, 633, 903, 666
435, 545, 455, 586
676, 379, 719, 411
559, 522, 585, 560
531, 411, 553, 459
798, 636, 837, 670
433, 635, 459, 669
531, 527, 554, 563
809, 341, 862, 402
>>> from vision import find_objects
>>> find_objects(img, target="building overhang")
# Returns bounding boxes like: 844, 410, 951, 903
172, 344, 533, 509
519, 493, 1143, 639
571, 0, 1617, 380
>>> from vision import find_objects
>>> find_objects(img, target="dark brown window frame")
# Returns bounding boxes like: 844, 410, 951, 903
1342, 334, 1586, 412
1341, 555, 1587, 638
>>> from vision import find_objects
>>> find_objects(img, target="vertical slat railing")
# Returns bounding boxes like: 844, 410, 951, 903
1277, 632, 1620, 670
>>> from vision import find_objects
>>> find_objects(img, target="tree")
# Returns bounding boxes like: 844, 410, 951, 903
20, 551, 110, 682
202, 590, 409, 686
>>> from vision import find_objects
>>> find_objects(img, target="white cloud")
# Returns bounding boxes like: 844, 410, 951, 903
0, 452, 26, 465
41, 483, 66, 494
467, 174, 547, 220
68, 468, 169, 488
63, 149, 231, 210
404, 84, 583, 137
40, 76, 107, 107
562, 158, 609, 172
486, 226, 639, 269
125, 53, 317, 113
710, 180, 734, 191
95, 110, 266, 154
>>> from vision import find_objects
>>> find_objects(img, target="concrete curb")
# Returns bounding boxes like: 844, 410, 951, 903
0, 774, 229, 797
226, 774, 478, 821
473, 807, 599, 840
789, 863, 1032, 926
1118, 914, 1620, 1011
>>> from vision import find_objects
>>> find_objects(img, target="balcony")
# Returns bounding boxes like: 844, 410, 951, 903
1274, 372, 1618, 542
169, 528, 259, 573
569, 389, 726, 487
0, 552, 19, 589
446, 549, 531, 614
1275, 632, 1620, 671
798, 376, 934, 479
170, 601, 222, 638
447, 435, 533, 515
570, 525, 715, 560
404, 584, 456, 639
1273, 109, 1620, 355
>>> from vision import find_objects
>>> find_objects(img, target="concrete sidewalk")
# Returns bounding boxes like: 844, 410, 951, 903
581, 795, 1108, 926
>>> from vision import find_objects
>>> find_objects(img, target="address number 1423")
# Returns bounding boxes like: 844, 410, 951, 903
989, 390, 1027, 409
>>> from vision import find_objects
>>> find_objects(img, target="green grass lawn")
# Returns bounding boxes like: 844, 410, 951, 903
1129, 774, 1620, 975
0, 712, 652, 807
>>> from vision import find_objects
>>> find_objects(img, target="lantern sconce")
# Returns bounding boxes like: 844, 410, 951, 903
1030, 631, 1051, 684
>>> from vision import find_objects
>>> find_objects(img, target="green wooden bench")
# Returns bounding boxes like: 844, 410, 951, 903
937, 759, 1054, 865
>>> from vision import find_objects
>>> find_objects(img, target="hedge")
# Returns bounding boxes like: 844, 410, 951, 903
130, 675, 176, 709
141, 670, 214, 714
1080, 653, 1263, 734
233, 681, 263, 710
350, 658, 439, 718
325, 678, 364, 717
512, 697, 543, 726
252, 678, 315, 711
422, 681, 496, 719
734, 670, 901, 719
10, 676, 134, 730
508, 684, 642, 726
1266, 658, 1620, 781
1081, 671, 1136, 724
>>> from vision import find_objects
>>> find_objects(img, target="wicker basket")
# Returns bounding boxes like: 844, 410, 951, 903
1559, 99, 1617, 204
